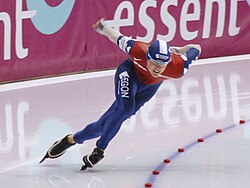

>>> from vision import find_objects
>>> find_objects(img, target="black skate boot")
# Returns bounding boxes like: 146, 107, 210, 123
81, 147, 104, 170
40, 134, 75, 164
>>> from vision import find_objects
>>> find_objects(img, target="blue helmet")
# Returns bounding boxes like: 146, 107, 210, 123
147, 40, 172, 65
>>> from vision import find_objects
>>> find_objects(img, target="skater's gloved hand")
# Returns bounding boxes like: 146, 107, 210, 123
92, 18, 106, 35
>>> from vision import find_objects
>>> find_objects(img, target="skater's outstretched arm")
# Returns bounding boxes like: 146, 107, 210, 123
92, 18, 122, 44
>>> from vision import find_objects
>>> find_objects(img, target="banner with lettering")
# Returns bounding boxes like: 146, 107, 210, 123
0, 0, 250, 83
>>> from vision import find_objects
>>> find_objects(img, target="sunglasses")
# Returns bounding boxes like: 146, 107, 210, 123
146, 52, 171, 66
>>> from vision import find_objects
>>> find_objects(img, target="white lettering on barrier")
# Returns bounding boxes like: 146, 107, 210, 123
0, 13, 11, 60
229, 0, 240, 36
107, 0, 241, 42
16, 0, 36, 59
105, 1, 134, 31
203, 0, 225, 38
158, 0, 178, 42
180, 0, 201, 41
0, 0, 36, 60
0, 0, 242, 61
137, 0, 157, 42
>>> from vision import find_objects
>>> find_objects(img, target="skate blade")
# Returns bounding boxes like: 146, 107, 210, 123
80, 165, 88, 171
39, 153, 48, 164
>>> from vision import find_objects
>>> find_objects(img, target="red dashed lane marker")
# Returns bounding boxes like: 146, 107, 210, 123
178, 148, 185, 152
152, 170, 160, 175
216, 129, 222, 133
239, 120, 246, 124
197, 138, 204, 142
145, 121, 249, 188
164, 159, 171, 164
145, 182, 152, 187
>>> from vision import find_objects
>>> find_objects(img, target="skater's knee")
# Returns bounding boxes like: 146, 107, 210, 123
117, 102, 135, 116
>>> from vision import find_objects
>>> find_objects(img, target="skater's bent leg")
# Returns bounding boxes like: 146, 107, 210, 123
96, 102, 135, 150
96, 63, 138, 150
75, 59, 138, 149
74, 122, 102, 144
73, 102, 117, 144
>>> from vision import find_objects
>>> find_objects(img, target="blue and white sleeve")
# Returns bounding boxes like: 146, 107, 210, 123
183, 48, 200, 74
117, 36, 135, 55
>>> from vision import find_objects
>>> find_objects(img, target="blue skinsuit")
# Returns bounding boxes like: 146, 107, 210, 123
73, 36, 200, 150
73, 59, 162, 150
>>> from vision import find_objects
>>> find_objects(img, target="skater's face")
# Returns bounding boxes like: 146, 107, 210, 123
147, 60, 167, 78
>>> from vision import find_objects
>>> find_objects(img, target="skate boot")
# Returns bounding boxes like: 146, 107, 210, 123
81, 147, 104, 170
40, 134, 75, 164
